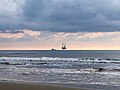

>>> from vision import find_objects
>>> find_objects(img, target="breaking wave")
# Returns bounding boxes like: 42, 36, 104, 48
0, 57, 120, 65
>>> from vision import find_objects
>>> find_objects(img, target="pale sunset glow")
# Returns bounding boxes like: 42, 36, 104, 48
0, 30, 120, 50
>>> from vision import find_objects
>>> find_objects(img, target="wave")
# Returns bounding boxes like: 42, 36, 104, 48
92, 68, 120, 73
77, 68, 120, 73
0, 57, 120, 66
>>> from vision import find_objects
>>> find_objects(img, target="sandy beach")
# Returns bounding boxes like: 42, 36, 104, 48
0, 81, 92, 90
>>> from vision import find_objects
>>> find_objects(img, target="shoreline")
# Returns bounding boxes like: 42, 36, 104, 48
0, 80, 93, 90
0, 80, 120, 90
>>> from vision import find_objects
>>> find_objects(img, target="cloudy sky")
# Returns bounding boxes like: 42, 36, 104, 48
0, 0, 120, 50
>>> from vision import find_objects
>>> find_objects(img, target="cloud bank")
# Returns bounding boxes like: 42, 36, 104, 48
0, 0, 120, 32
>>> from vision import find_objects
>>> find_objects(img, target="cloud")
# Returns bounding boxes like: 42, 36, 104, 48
0, 30, 41, 42
0, 0, 120, 32
20, 0, 120, 32
1, 29, 120, 42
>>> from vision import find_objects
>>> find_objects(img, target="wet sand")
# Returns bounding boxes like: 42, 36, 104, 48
0, 81, 92, 90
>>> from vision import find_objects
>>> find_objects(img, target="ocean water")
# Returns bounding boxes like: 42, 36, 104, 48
0, 50, 120, 90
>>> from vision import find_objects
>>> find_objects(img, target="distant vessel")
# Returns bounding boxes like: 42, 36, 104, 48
51, 48, 56, 50
62, 43, 66, 50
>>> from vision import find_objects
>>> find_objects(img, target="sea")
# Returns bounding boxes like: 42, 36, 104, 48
0, 50, 120, 90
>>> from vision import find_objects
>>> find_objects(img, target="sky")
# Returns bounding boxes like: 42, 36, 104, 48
0, 0, 120, 50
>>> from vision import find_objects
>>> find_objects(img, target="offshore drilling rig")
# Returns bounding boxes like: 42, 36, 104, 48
62, 43, 66, 50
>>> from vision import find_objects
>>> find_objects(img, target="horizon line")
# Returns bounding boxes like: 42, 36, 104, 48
0, 49, 120, 51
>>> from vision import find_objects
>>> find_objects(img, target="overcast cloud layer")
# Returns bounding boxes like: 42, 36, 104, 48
1, 0, 120, 32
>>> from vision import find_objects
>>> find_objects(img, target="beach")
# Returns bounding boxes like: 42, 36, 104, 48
0, 81, 91, 90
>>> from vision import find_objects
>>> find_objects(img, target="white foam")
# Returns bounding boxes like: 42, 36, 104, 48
0, 57, 120, 66
0, 57, 78, 61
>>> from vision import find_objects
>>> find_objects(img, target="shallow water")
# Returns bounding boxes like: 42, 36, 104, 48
0, 50, 120, 90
